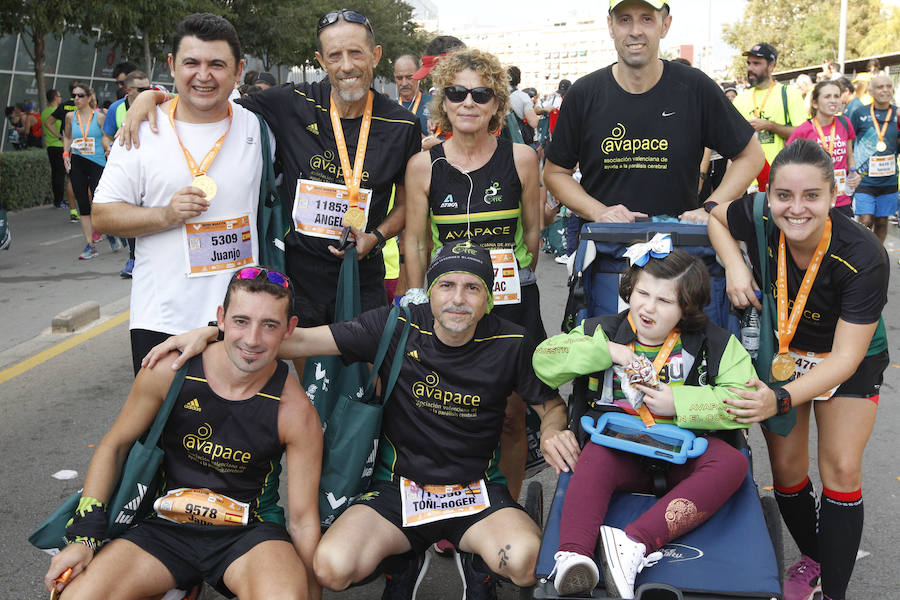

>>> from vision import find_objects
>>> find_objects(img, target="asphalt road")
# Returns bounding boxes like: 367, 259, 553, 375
1, 205, 898, 599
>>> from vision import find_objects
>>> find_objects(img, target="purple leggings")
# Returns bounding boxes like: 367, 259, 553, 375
559, 436, 748, 555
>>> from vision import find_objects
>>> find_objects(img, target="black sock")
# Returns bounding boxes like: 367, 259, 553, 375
774, 476, 819, 561
818, 487, 863, 600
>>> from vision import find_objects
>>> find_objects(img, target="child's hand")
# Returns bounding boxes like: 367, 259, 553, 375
635, 382, 675, 416
607, 342, 635, 366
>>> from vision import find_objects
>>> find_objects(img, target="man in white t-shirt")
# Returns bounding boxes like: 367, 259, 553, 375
93, 13, 272, 374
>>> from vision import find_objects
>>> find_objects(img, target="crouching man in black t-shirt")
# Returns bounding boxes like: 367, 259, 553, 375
45, 268, 323, 600
142, 241, 576, 594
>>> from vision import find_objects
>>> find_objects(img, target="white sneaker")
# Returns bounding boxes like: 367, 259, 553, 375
598, 526, 662, 599
554, 254, 570, 264
552, 551, 599, 596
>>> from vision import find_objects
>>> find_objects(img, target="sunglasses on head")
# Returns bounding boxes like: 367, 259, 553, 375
231, 267, 293, 292
443, 85, 495, 104
317, 9, 373, 35
72, 93, 88, 98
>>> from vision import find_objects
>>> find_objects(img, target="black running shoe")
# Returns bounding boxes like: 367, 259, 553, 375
456, 551, 498, 600
381, 551, 431, 600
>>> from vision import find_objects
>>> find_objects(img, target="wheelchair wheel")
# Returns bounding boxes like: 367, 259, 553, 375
761, 494, 784, 584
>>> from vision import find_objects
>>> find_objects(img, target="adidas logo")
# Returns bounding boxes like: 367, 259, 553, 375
183, 398, 201, 412
440, 194, 458, 209
306, 123, 319, 135
407, 350, 419, 361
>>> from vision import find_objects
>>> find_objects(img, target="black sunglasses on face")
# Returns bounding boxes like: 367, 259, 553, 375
72, 93, 87, 98
135, 87, 152, 93
317, 9, 373, 35
443, 85, 495, 104
116, 80, 126, 87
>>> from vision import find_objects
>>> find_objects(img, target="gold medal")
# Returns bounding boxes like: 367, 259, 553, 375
876, 141, 887, 153
191, 175, 217, 201
771, 352, 795, 382
343, 206, 366, 230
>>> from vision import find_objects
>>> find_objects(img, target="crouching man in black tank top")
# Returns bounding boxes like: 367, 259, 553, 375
44, 268, 323, 600
141, 242, 578, 596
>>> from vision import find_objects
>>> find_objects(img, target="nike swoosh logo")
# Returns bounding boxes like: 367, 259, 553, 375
662, 111, 676, 117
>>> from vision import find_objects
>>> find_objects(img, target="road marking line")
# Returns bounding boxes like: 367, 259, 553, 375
39, 233, 83, 246
0, 310, 129, 385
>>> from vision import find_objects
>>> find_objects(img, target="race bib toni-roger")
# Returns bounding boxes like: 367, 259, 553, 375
182, 213, 255, 277
293, 179, 372, 241
400, 477, 490, 527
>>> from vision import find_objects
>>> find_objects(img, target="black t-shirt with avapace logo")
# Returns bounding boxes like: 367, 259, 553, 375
727, 196, 889, 353
546, 60, 753, 216
329, 304, 556, 485
237, 81, 421, 291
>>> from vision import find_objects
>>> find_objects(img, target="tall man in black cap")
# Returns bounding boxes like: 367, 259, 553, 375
543, 0, 763, 225
733, 42, 807, 177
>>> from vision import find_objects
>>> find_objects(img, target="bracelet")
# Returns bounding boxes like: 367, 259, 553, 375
703, 200, 719, 214
699, 171, 709, 181
207, 321, 224, 342
68, 536, 100, 552
62, 151, 70, 158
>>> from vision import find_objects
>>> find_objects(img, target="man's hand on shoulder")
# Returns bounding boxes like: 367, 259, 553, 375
118, 90, 168, 149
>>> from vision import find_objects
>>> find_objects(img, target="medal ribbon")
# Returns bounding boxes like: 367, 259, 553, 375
811, 117, 836, 157
399, 90, 422, 115
74, 109, 94, 148
626, 314, 681, 426
167, 96, 233, 177
752, 81, 776, 118
329, 90, 374, 208
870, 104, 893, 151
776, 218, 832, 355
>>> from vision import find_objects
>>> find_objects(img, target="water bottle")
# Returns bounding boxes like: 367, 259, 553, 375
740, 290, 763, 359
740, 307, 760, 359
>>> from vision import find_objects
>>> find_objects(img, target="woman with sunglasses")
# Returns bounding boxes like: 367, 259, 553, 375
709, 139, 889, 600
405, 48, 547, 504
63, 84, 117, 260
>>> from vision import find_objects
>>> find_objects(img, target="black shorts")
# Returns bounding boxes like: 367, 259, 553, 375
832, 349, 889, 400
491, 282, 548, 353
119, 517, 291, 597
352, 479, 523, 554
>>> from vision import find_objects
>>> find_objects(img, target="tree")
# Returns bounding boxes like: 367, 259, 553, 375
84, 0, 221, 78
722, 0, 900, 80
0, 0, 78, 111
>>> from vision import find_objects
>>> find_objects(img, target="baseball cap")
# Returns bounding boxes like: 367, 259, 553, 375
412, 54, 442, 80
254, 72, 277, 87
743, 43, 778, 63
557, 79, 572, 94
609, 0, 668, 11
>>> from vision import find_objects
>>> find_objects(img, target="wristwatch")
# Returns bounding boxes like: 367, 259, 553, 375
372, 228, 387, 250
774, 387, 792, 416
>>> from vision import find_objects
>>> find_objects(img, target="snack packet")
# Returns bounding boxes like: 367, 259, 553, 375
613, 354, 660, 410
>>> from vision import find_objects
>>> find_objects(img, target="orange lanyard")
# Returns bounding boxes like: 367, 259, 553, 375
167, 97, 232, 177
75, 109, 93, 140
329, 90, 373, 209
753, 81, 776, 118
626, 314, 681, 426
870, 104, 893, 149
399, 90, 421, 115
776, 218, 832, 354
811, 117, 836, 157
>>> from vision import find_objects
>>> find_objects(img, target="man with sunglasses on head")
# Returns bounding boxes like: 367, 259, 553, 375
543, 0, 763, 226
121, 9, 421, 374
102, 70, 152, 279
44, 267, 323, 600
92, 14, 274, 376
